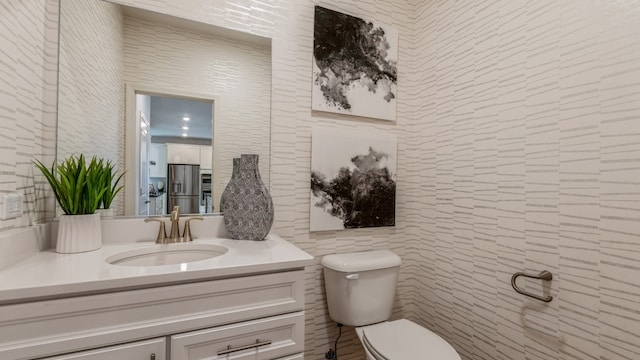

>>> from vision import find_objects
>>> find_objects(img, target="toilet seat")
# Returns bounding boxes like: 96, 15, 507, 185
356, 319, 461, 360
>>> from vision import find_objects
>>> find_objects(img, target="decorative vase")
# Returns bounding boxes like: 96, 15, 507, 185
56, 213, 102, 253
220, 157, 240, 213
220, 154, 274, 240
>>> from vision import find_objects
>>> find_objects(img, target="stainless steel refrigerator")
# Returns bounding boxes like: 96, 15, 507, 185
167, 164, 200, 214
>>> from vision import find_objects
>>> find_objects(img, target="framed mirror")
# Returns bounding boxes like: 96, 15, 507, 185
57, 0, 272, 216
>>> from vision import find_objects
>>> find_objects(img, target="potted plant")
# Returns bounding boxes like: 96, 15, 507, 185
95, 159, 125, 217
34, 154, 109, 253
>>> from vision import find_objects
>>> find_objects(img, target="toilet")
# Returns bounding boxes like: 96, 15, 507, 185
322, 250, 461, 360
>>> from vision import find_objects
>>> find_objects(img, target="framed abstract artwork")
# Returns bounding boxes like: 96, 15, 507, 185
310, 127, 397, 231
312, 6, 398, 121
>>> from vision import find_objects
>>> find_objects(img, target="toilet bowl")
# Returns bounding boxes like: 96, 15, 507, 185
322, 250, 460, 360
356, 319, 460, 360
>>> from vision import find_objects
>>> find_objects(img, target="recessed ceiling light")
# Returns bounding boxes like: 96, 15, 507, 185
182, 116, 190, 121
182, 126, 189, 130
182, 133, 188, 137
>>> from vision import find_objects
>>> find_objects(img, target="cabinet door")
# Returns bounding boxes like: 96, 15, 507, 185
44, 337, 166, 360
148, 197, 158, 215
167, 144, 200, 165
156, 194, 166, 215
150, 143, 167, 177
199, 146, 212, 170
171, 312, 304, 360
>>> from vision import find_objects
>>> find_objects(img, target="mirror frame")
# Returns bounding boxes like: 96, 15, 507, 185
124, 83, 219, 216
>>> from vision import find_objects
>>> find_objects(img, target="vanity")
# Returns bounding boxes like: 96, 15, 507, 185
0, 218, 313, 360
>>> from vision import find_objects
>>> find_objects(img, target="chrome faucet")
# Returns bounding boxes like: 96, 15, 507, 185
145, 206, 203, 244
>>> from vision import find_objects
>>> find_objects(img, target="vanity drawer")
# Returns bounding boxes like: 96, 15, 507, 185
170, 312, 304, 360
43, 337, 166, 360
0, 270, 304, 360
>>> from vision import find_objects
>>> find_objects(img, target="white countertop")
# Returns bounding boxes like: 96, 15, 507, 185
0, 233, 313, 304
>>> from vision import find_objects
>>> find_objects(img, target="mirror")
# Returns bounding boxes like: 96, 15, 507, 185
57, 0, 272, 216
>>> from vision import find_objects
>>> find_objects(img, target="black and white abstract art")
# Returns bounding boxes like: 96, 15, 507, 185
312, 6, 398, 121
310, 127, 397, 231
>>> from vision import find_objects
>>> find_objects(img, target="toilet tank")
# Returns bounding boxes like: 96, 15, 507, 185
321, 250, 401, 327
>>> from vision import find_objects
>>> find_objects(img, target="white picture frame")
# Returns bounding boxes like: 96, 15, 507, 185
310, 127, 397, 231
312, 6, 398, 121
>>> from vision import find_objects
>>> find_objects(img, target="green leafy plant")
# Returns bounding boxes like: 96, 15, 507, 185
33, 154, 109, 215
98, 159, 125, 210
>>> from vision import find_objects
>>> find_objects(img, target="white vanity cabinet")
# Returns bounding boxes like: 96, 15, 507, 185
0, 270, 306, 360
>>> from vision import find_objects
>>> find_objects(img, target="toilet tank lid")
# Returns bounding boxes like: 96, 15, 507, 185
321, 250, 401, 272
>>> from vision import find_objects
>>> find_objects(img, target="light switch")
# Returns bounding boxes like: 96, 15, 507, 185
2, 193, 23, 220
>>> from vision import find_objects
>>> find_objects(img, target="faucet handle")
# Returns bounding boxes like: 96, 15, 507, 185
144, 217, 167, 244
182, 217, 204, 242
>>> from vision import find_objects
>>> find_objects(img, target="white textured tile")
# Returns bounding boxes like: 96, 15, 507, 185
412, 1, 640, 359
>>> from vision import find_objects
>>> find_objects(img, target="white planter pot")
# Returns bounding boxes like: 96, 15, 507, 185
96, 208, 114, 218
56, 213, 102, 254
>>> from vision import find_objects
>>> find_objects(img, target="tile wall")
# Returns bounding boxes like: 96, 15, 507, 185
409, 1, 640, 359
0, 0, 58, 229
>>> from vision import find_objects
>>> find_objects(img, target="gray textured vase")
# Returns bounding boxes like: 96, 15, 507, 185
220, 154, 274, 240
219, 157, 240, 213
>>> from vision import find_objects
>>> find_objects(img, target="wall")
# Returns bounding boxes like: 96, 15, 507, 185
0, 0, 58, 229
111, 0, 416, 359
409, 1, 640, 359
57, 0, 124, 214
6, 1, 640, 360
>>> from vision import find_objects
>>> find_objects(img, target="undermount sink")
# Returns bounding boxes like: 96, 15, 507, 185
106, 243, 228, 266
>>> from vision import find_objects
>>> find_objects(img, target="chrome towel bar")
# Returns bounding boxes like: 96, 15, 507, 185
511, 270, 553, 302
